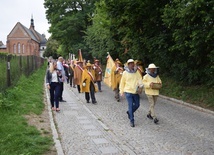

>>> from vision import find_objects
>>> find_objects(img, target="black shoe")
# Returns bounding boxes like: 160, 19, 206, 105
117, 99, 120, 102
130, 122, 135, 127
147, 114, 153, 120
87, 100, 90, 103
92, 101, 97, 104
126, 111, 130, 119
154, 118, 159, 124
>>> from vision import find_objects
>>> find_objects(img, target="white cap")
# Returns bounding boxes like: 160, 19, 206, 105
127, 59, 135, 64
148, 63, 158, 68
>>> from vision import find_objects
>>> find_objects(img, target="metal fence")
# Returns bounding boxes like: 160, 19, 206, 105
0, 54, 45, 92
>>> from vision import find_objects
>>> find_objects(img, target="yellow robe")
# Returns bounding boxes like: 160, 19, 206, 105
74, 65, 83, 85
111, 66, 124, 90
93, 64, 103, 81
80, 69, 97, 93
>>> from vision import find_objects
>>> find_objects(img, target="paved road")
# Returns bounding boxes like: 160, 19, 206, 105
48, 83, 214, 155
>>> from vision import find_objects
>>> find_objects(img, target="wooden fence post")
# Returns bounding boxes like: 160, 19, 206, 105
19, 56, 22, 73
27, 56, 30, 76
7, 55, 12, 87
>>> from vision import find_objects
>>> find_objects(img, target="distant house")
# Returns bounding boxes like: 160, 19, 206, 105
0, 41, 7, 53
3, 17, 47, 57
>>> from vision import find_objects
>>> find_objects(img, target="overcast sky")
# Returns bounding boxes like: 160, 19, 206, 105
0, 0, 51, 44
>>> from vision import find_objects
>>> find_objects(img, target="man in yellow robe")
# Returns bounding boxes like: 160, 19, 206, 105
68, 60, 76, 88
81, 62, 97, 104
93, 59, 103, 92
74, 60, 84, 93
111, 59, 124, 102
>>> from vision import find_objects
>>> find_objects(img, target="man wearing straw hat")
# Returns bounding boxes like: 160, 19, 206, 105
111, 58, 124, 102
81, 62, 98, 104
143, 63, 162, 124
93, 59, 103, 92
119, 59, 143, 127
74, 60, 84, 93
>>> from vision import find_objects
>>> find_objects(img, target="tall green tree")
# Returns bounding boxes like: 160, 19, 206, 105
162, 0, 214, 85
43, 37, 59, 59
85, 0, 169, 64
44, 0, 96, 57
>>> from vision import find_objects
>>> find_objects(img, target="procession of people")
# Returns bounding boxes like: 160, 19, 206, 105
46, 52, 162, 127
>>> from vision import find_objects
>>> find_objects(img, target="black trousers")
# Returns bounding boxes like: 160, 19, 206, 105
59, 82, 64, 101
85, 82, 96, 103
77, 85, 81, 93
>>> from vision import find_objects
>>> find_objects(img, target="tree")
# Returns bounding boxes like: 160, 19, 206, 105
162, 0, 214, 85
43, 37, 59, 59
44, 0, 96, 57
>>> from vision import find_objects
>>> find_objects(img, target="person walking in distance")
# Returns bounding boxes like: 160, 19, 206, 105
74, 60, 84, 93
111, 58, 124, 102
63, 60, 69, 84
142, 63, 162, 124
119, 59, 143, 127
46, 61, 61, 112
93, 59, 103, 92
57, 57, 67, 102
68, 60, 76, 88
81, 62, 98, 104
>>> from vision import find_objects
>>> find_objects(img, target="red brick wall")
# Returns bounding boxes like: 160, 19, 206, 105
5, 23, 41, 56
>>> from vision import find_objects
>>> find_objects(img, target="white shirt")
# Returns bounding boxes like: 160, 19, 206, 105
51, 71, 58, 82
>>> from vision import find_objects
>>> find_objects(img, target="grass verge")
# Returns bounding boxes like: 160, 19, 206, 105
161, 75, 214, 111
0, 65, 54, 155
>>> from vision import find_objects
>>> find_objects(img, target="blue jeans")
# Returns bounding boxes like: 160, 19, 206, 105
125, 92, 140, 123
50, 82, 61, 108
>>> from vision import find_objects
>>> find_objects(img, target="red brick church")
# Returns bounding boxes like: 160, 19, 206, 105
0, 17, 47, 57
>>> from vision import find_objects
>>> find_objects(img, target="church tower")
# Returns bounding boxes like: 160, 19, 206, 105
30, 15, 35, 30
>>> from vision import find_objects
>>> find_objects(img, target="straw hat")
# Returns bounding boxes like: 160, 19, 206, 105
148, 63, 158, 68
86, 63, 92, 67
127, 59, 135, 64
115, 58, 122, 65
135, 60, 143, 65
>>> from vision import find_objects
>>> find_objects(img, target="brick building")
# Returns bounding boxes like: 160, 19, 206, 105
2, 17, 47, 57
0, 41, 7, 53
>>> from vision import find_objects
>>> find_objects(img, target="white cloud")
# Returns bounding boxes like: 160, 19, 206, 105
0, 0, 51, 44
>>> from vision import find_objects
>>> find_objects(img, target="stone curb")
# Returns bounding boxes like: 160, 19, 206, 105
159, 95, 214, 116
44, 84, 64, 155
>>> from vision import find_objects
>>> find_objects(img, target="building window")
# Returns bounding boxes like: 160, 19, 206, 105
22, 44, 25, 53
13, 44, 16, 53
18, 43, 21, 53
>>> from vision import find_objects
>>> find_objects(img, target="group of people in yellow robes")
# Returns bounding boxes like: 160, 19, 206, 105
109, 58, 162, 127
69, 56, 162, 127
